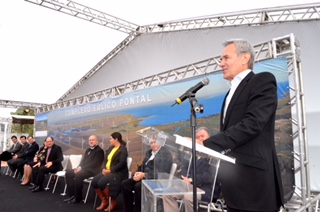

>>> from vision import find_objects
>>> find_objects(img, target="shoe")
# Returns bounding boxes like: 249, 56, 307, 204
20, 182, 30, 186
68, 198, 81, 204
28, 185, 37, 190
32, 186, 42, 192
104, 198, 118, 212
64, 196, 75, 203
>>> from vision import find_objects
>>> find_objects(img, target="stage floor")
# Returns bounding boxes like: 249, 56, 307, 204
0, 168, 124, 212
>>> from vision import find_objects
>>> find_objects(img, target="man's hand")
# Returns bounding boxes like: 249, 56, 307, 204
45, 161, 53, 168
33, 162, 41, 168
133, 172, 145, 182
12, 154, 18, 160
74, 167, 81, 174
181, 175, 192, 184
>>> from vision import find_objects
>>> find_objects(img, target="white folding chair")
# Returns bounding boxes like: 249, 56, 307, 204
83, 176, 94, 204
57, 154, 82, 195
127, 157, 133, 178
44, 155, 70, 191
51, 155, 70, 194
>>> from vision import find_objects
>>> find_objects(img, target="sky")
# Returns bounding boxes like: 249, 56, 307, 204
0, 0, 316, 118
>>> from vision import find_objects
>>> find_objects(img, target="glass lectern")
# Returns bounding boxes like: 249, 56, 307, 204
136, 127, 235, 212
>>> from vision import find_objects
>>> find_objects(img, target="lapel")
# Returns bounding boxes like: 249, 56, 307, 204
222, 72, 254, 130
220, 90, 229, 131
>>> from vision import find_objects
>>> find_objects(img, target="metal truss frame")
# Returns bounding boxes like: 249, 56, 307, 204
24, 0, 139, 34
0, 99, 47, 109
141, 3, 320, 33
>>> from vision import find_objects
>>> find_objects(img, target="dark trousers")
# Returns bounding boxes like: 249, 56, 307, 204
91, 173, 111, 191
121, 178, 142, 212
65, 169, 93, 200
32, 165, 61, 188
7, 158, 24, 173
0, 152, 13, 171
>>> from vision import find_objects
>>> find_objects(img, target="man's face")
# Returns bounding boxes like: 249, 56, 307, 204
196, 129, 210, 146
88, 135, 98, 147
20, 137, 27, 144
149, 140, 160, 152
11, 137, 17, 144
46, 137, 54, 148
28, 137, 34, 144
220, 44, 249, 81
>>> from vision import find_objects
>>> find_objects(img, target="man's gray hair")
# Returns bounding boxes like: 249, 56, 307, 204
196, 126, 211, 136
223, 39, 255, 70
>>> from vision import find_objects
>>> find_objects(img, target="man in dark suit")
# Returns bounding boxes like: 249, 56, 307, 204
29, 136, 63, 192
122, 138, 173, 212
8, 135, 39, 178
163, 127, 221, 212
0, 135, 22, 173
7, 135, 30, 176
203, 39, 284, 211
64, 135, 104, 204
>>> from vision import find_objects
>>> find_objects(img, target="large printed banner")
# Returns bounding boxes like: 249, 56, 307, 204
35, 57, 294, 201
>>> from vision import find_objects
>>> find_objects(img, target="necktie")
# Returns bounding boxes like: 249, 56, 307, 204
46, 148, 51, 163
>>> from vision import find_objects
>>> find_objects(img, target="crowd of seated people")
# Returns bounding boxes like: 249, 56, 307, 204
1, 129, 221, 212
9, 135, 39, 178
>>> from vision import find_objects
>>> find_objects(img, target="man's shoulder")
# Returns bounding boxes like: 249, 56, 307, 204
254, 71, 276, 80
158, 147, 172, 158
90, 145, 104, 152
52, 144, 63, 151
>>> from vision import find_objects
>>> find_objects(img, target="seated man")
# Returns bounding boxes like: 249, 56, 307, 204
0, 135, 22, 174
163, 127, 221, 212
122, 138, 173, 212
9, 135, 39, 178
7, 135, 30, 177
63, 135, 104, 204
28, 136, 63, 192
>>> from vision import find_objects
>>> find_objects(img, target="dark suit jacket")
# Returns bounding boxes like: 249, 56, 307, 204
204, 72, 284, 211
17, 142, 39, 161
182, 157, 217, 202
7, 142, 22, 154
45, 144, 63, 172
16, 143, 30, 156
138, 146, 172, 179
79, 145, 104, 175
103, 145, 128, 196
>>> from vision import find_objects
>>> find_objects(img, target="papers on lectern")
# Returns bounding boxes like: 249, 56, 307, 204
174, 134, 236, 164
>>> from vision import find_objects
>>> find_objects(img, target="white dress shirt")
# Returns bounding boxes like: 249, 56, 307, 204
223, 69, 252, 123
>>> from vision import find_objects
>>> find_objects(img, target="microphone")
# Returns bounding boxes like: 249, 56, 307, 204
172, 78, 210, 106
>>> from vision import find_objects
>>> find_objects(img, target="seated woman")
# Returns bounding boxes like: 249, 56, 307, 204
21, 140, 47, 186
91, 132, 128, 211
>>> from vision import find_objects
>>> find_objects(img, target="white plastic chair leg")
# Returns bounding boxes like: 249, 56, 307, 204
44, 174, 53, 190
61, 184, 67, 196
